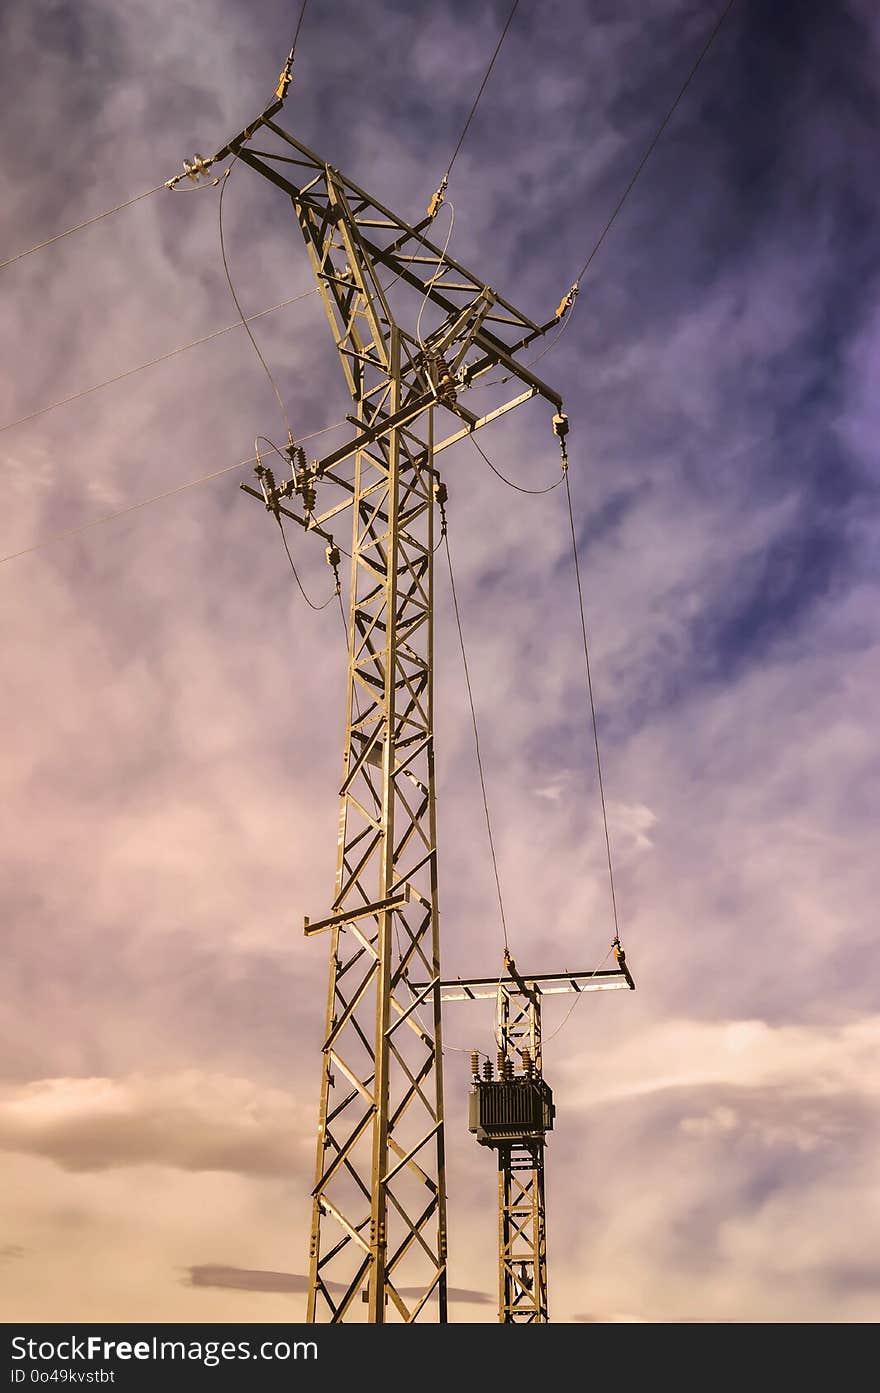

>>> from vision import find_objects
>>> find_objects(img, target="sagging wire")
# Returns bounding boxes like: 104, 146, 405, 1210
275, 512, 337, 611
470, 433, 565, 495
461, 408, 627, 1049
563, 458, 622, 947
415, 203, 456, 352
542, 944, 617, 1047
253, 437, 341, 611
219, 155, 327, 586
219, 168, 295, 442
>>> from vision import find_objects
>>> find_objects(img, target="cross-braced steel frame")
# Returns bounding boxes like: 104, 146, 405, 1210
228, 97, 565, 1321
437, 956, 635, 1322
497, 1141, 548, 1323
496, 977, 549, 1323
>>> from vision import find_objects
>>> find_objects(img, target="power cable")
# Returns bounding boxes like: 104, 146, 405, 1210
219, 168, 295, 440
0, 419, 347, 568
415, 203, 456, 350
0, 289, 318, 437
0, 2, 314, 273
446, 0, 520, 180
0, 185, 165, 274
211, 7, 313, 443
470, 434, 564, 495
563, 468, 621, 943
469, 0, 737, 385
542, 944, 616, 1047
291, 0, 310, 54
0, 455, 256, 567
472, 420, 624, 949
443, 528, 509, 951
0, 4, 313, 274
424, 0, 520, 217
275, 514, 336, 610
528, 0, 738, 368
573, 0, 737, 288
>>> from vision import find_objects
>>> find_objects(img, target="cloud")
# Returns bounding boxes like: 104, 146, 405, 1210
558, 1016, 880, 1108
188, 1264, 308, 1293
543, 1014, 880, 1321
1, 0, 878, 1324
0, 1073, 313, 1177
187, 1264, 492, 1304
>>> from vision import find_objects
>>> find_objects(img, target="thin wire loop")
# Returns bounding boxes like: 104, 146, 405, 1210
470, 435, 564, 495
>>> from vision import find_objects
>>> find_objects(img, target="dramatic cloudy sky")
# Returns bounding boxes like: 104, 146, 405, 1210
1, 0, 878, 1324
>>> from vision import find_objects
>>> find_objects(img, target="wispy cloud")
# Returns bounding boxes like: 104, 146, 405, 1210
1, 0, 878, 1323
0, 1074, 312, 1176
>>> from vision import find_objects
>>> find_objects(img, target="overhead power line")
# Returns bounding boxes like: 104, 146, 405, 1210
574, 0, 737, 285
563, 468, 621, 943
218, 169, 297, 440
275, 515, 336, 611
470, 434, 564, 495
468, 0, 736, 390
0, 418, 346, 568
291, 0, 311, 54
427, 0, 520, 216
0, 289, 317, 436
521, 0, 737, 372
0, 185, 166, 274
446, 0, 520, 180
0, 0, 314, 277
466, 422, 623, 948
0, 456, 255, 567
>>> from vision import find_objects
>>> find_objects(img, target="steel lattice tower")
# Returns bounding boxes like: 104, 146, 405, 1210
495, 971, 550, 1322
221, 92, 566, 1321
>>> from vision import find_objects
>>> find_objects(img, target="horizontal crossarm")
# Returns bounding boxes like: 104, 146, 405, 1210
413, 966, 635, 1002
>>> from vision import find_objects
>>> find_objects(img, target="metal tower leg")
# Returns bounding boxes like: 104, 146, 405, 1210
496, 974, 548, 1322
499, 1142, 549, 1323
305, 334, 448, 1322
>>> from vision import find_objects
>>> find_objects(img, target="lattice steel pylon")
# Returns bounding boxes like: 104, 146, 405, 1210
205, 86, 568, 1321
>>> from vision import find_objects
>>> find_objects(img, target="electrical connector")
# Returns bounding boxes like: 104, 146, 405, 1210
554, 281, 579, 320
427, 174, 448, 221
552, 410, 570, 471
325, 542, 341, 596
275, 47, 295, 102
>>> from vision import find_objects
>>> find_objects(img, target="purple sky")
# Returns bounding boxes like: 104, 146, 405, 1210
1, 0, 878, 1322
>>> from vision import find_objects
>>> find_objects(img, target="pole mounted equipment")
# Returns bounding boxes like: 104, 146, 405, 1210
419, 952, 635, 1322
